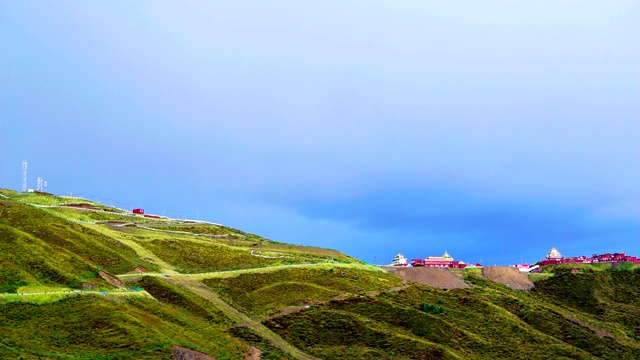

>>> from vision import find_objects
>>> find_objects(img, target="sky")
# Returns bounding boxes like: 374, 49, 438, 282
1, 1, 639, 265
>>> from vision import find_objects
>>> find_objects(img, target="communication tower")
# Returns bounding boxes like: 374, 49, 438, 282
44, 181, 48, 192
22, 161, 28, 192
37, 177, 43, 192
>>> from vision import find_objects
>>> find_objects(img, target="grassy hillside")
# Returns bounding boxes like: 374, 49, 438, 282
265, 272, 640, 359
0, 296, 247, 359
204, 267, 401, 318
534, 268, 640, 341
1, 191, 640, 359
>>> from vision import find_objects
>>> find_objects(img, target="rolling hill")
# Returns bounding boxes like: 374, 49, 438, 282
1, 189, 639, 359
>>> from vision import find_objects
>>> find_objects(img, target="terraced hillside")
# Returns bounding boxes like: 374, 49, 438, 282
1, 189, 639, 359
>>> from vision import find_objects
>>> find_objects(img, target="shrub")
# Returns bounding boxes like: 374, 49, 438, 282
422, 302, 445, 314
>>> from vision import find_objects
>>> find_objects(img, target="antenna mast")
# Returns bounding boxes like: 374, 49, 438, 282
22, 161, 28, 192
37, 177, 43, 192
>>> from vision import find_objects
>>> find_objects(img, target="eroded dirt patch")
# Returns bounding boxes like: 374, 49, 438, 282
171, 345, 216, 360
98, 270, 124, 288
482, 266, 534, 291
61, 203, 102, 210
244, 346, 261, 360
384, 267, 469, 289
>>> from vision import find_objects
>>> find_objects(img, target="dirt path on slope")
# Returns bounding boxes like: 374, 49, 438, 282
169, 277, 320, 360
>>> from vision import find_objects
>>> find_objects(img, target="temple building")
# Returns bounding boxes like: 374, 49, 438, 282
546, 247, 563, 260
423, 251, 459, 267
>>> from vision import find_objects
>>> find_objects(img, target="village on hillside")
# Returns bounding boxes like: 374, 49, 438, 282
389, 247, 640, 274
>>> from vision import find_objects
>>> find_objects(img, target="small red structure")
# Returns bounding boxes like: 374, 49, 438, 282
411, 259, 424, 267
132, 208, 144, 214
144, 214, 161, 219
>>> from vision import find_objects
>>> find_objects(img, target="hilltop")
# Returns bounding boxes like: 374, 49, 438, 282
1, 188, 639, 359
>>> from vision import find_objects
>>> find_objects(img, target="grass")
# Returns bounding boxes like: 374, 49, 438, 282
0, 292, 80, 305
81, 224, 179, 272
204, 267, 403, 318
0, 202, 159, 277
540, 262, 614, 273
147, 223, 245, 236
132, 238, 287, 273
135, 276, 232, 325
534, 268, 640, 341
147, 224, 358, 263
44, 207, 156, 223
228, 327, 295, 360
11, 192, 99, 207
528, 273, 554, 282
0, 289, 154, 305
0, 223, 103, 289
264, 306, 461, 360
174, 262, 385, 280
170, 277, 318, 360
0, 296, 248, 359
265, 270, 640, 359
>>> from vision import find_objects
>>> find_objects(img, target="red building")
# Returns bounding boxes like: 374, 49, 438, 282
421, 252, 467, 269
405, 252, 469, 269
411, 259, 424, 267
132, 208, 144, 214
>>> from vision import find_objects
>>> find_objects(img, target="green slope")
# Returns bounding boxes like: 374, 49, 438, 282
1, 191, 640, 359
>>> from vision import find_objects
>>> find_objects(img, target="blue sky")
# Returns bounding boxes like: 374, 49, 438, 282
2, 1, 639, 265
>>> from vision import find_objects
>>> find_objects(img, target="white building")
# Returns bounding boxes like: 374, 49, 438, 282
546, 247, 563, 260
392, 253, 408, 266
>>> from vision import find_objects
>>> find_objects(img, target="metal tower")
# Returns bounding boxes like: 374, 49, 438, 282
43, 181, 48, 192
22, 161, 28, 192
37, 177, 43, 192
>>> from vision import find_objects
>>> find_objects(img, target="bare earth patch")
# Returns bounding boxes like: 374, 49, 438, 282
98, 270, 124, 288
482, 266, 534, 291
171, 345, 216, 360
566, 315, 615, 339
383, 267, 470, 290
244, 346, 261, 360
61, 203, 102, 210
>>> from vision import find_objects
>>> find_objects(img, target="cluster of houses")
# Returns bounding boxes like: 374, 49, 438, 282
391, 247, 639, 273
391, 252, 476, 269
514, 247, 640, 273
539, 247, 640, 266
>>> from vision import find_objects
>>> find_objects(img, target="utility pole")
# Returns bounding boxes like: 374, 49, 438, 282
22, 161, 28, 192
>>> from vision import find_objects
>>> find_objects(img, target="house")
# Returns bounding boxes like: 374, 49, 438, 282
391, 253, 408, 266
